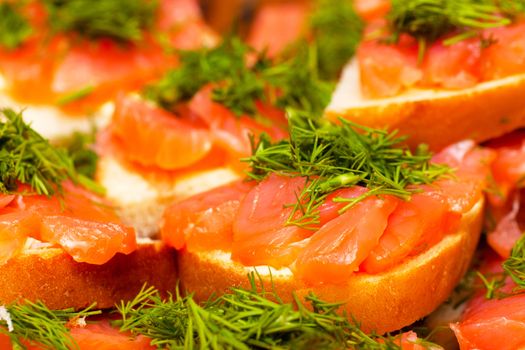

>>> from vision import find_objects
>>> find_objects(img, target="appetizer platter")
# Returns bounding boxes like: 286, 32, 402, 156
0, 0, 524, 349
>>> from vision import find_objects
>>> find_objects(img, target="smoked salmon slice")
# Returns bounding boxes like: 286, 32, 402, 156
294, 193, 398, 285
161, 180, 254, 251
232, 175, 313, 268
111, 94, 213, 170
451, 293, 525, 350
358, 35, 422, 98
70, 322, 154, 350
247, 2, 309, 58
0, 183, 136, 265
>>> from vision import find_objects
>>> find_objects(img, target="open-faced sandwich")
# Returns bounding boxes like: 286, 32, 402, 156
0, 0, 215, 139
327, 0, 525, 150
1, 0, 525, 349
161, 112, 491, 334
0, 109, 177, 310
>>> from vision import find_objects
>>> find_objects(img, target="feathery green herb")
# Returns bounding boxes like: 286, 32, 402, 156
144, 38, 332, 117
144, 38, 261, 113
44, 0, 158, 42
0, 301, 100, 350
55, 130, 98, 180
476, 233, 525, 300
309, 0, 363, 80
0, 109, 99, 195
0, 2, 32, 49
387, 0, 518, 48
503, 233, 525, 290
245, 112, 449, 228
263, 43, 333, 116
117, 279, 430, 350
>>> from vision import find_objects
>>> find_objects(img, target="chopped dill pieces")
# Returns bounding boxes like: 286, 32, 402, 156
309, 0, 363, 80
503, 233, 525, 290
44, 0, 158, 42
387, 0, 518, 47
245, 111, 449, 228
0, 109, 100, 196
0, 301, 100, 350
116, 278, 432, 349
0, 2, 32, 49
144, 37, 333, 117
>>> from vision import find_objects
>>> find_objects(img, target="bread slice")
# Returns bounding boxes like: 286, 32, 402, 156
0, 240, 177, 310
177, 198, 483, 335
96, 153, 240, 238
0, 77, 113, 140
326, 59, 525, 151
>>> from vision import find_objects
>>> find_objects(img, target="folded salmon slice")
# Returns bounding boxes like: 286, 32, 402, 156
161, 180, 254, 251
0, 183, 136, 265
294, 194, 398, 285
451, 277, 525, 350
111, 94, 213, 170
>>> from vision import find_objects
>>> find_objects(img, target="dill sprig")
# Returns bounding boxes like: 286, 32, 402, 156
143, 38, 260, 112
44, 0, 158, 42
0, 301, 100, 350
263, 43, 333, 116
387, 0, 516, 48
503, 233, 525, 290
54, 130, 98, 180
116, 278, 425, 349
144, 38, 333, 117
0, 2, 32, 49
309, 0, 363, 80
245, 111, 449, 228
0, 109, 100, 195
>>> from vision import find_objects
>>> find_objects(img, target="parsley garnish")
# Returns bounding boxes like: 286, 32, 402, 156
0, 109, 100, 196
309, 0, 363, 80
387, 0, 516, 48
0, 2, 32, 49
0, 301, 100, 350
44, 0, 158, 42
116, 279, 426, 349
245, 111, 449, 228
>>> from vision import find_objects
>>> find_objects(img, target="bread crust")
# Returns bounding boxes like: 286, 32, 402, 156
326, 60, 525, 151
0, 241, 177, 310
178, 199, 483, 334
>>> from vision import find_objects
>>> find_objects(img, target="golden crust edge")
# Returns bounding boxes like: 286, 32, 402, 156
325, 71, 525, 151
0, 241, 178, 310
178, 198, 483, 334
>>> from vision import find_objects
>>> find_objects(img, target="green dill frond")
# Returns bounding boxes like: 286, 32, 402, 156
503, 233, 525, 290
310, 0, 364, 80
0, 2, 32, 49
144, 37, 333, 117
245, 111, 449, 228
264, 43, 334, 116
44, 0, 158, 42
0, 301, 100, 350
54, 130, 98, 180
0, 109, 99, 196
143, 38, 257, 112
388, 0, 514, 45
116, 279, 425, 349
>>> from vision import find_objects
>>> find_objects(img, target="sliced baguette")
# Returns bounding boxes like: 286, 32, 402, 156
0, 240, 177, 310
96, 153, 240, 238
0, 77, 113, 140
177, 197, 483, 335
326, 59, 525, 151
